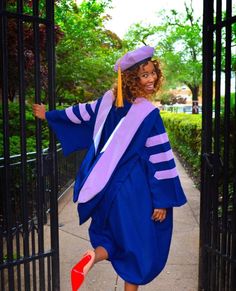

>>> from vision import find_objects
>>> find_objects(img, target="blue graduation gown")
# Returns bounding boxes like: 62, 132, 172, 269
46, 90, 187, 285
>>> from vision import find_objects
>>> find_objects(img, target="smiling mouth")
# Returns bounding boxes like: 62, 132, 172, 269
146, 84, 154, 91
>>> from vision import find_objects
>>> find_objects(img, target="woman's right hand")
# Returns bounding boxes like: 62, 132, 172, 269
32, 103, 46, 120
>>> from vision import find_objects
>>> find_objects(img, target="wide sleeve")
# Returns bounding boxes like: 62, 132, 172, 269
46, 99, 101, 156
141, 111, 187, 209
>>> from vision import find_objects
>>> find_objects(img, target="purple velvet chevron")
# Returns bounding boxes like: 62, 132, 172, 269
65, 103, 91, 123
145, 132, 169, 147
78, 103, 90, 121
65, 106, 81, 124
149, 149, 174, 164
154, 168, 178, 180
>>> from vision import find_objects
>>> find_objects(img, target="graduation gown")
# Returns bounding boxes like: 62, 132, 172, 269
46, 90, 187, 285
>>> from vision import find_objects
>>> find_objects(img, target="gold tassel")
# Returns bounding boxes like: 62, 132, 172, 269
115, 64, 124, 107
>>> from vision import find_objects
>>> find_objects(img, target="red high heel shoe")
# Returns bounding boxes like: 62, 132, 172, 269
71, 250, 95, 291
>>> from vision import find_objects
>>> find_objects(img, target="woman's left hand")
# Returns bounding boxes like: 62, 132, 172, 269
151, 208, 167, 222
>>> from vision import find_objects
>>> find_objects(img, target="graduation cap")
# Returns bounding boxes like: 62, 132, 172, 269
114, 46, 155, 107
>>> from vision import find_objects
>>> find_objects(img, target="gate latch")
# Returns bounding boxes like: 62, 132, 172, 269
202, 152, 223, 178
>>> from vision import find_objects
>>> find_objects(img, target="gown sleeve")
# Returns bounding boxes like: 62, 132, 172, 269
45, 99, 100, 156
142, 111, 187, 209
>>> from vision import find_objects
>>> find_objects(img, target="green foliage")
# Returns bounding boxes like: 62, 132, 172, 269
218, 10, 236, 73
0, 103, 50, 156
212, 93, 236, 114
124, 1, 202, 102
231, 92, 236, 108
6, 0, 47, 18
55, 0, 123, 103
3, 0, 124, 104
161, 105, 236, 187
161, 112, 202, 184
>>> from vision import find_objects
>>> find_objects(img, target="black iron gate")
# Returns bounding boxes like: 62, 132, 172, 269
199, 0, 236, 290
0, 1, 60, 290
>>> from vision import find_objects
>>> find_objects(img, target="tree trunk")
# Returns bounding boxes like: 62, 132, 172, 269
187, 84, 199, 114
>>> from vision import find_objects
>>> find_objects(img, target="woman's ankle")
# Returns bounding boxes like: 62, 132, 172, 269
124, 281, 139, 291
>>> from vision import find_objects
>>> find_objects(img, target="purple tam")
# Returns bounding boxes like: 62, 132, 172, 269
114, 46, 154, 72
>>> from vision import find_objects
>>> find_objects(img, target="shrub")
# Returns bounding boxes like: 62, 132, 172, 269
161, 112, 202, 185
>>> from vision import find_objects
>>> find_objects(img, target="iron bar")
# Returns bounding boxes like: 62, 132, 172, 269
46, 0, 60, 290
0, 250, 54, 271
205, 15, 236, 32
231, 178, 236, 290
212, 15, 236, 30
47, 256, 52, 291
33, 0, 46, 290
199, 0, 214, 289
231, 68, 236, 290
205, 245, 236, 264
1, 0, 15, 289
17, 0, 31, 289
0, 10, 48, 24
0, 229, 4, 290
16, 225, 22, 291
211, 0, 223, 289
31, 223, 37, 291
221, 1, 233, 290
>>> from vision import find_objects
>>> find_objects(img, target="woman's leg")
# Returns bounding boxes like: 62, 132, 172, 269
71, 246, 109, 290
124, 282, 139, 291
94, 246, 109, 264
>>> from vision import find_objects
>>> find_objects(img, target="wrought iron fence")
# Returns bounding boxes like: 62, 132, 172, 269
0, 148, 85, 290
0, 147, 85, 228
0, 0, 61, 289
199, 0, 236, 290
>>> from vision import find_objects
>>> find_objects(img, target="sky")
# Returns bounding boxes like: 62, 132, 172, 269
104, 0, 203, 37
76, 0, 203, 38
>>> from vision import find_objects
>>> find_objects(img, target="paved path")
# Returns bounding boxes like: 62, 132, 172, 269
57, 156, 200, 291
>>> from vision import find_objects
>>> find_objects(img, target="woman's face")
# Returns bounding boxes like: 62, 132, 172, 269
138, 61, 157, 95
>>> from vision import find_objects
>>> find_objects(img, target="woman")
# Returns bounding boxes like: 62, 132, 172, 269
33, 46, 187, 291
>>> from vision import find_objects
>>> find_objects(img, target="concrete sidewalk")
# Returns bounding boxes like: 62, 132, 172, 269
57, 156, 200, 291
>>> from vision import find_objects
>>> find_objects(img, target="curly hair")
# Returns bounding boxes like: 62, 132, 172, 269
112, 59, 163, 103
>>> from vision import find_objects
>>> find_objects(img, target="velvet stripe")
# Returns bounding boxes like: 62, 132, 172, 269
90, 100, 98, 113
154, 167, 178, 180
149, 149, 174, 164
79, 103, 91, 121
65, 106, 81, 124
93, 91, 114, 153
145, 132, 169, 147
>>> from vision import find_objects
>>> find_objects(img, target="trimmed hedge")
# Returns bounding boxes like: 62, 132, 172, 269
161, 111, 202, 185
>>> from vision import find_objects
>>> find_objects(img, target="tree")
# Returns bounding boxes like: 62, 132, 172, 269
123, 0, 202, 113
0, 1, 63, 101
1, 0, 123, 103
55, 0, 123, 104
